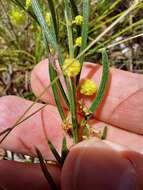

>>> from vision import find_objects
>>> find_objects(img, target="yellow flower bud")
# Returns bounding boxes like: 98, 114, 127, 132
73, 15, 83, 25
80, 79, 97, 96
75, 36, 82, 47
45, 12, 51, 27
26, 0, 31, 9
10, 9, 26, 26
63, 58, 80, 77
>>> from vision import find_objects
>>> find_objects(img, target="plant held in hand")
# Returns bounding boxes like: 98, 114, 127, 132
1, 0, 141, 189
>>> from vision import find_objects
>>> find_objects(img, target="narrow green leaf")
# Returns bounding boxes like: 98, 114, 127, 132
31, 0, 58, 51
49, 64, 65, 120
32, 0, 69, 118
79, 0, 89, 63
77, 0, 89, 84
69, 0, 80, 57
96, 0, 123, 22
64, 0, 74, 58
48, 140, 62, 166
42, 28, 69, 111
46, 0, 58, 37
66, 79, 79, 144
89, 50, 109, 113
61, 137, 69, 164
35, 148, 58, 190
56, 79, 70, 108
64, 0, 78, 144
34, 0, 64, 68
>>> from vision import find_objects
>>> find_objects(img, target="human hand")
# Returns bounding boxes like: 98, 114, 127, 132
0, 60, 142, 190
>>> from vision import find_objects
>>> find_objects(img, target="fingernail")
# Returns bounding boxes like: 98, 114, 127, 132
62, 139, 139, 190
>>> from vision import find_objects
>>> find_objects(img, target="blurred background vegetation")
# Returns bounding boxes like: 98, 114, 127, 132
0, 0, 143, 99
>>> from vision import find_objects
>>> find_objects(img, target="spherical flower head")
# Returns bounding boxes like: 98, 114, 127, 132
80, 79, 97, 96
75, 36, 82, 47
10, 9, 26, 26
45, 12, 51, 27
26, 0, 31, 10
63, 58, 80, 77
73, 15, 83, 25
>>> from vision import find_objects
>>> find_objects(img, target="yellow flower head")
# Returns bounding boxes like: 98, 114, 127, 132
45, 12, 51, 27
26, 0, 31, 10
80, 79, 97, 96
10, 9, 26, 26
73, 15, 83, 25
75, 36, 82, 47
62, 58, 80, 77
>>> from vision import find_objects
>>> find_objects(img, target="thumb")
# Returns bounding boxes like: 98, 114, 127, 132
61, 138, 140, 190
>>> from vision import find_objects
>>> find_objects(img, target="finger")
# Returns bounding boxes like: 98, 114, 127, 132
0, 96, 72, 159
61, 138, 143, 190
122, 151, 143, 189
81, 62, 143, 135
0, 96, 142, 160
89, 119, 143, 154
31, 60, 143, 134
0, 160, 60, 190
31, 59, 66, 105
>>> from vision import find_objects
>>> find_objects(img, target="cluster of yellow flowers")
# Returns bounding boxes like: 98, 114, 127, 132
10, 0, 32, 25
62, 16, 84, 77
45, 12, 51, 27
10, 9, 26, 26
62, 58, 80, 77
62, 15, 97, 96
73, 15, 83, 25
26, 0, 31, 10
80, 79, 97, 96
62, 59, 97, 96
75, 36, 82, 47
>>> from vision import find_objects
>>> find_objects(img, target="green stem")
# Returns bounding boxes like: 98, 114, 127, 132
49, 64, 66, 121
67, 78, 78, 144
76, 0, 89, 85
64, 0, 78, 143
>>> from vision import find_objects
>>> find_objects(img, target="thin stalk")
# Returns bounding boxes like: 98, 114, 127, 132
96, 0, 123, 23
64, 0, 78, 143
88, 18, 143, 55
33, 0, 69, 116
85, 33, 143, 55
46, 0, 58, 37
107, 33, 143, 49
49, 64, 66, 120
89, 11, 123, 35
76, 0, 140, 60
66, 79, 78, 144
64, 0, 74, 58
76, 0, 89, 85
